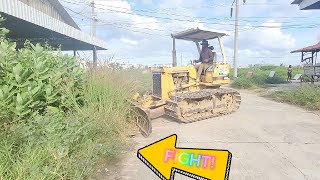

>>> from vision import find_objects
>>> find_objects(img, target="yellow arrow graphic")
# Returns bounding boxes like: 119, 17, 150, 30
137, 134, 232, 180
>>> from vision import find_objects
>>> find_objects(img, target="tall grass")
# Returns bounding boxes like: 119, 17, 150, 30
83, 69, 137, 138
0, 69, 138, 179
118, 69, 152, 94
0, 20, 141, 179
265, 85, 320, 110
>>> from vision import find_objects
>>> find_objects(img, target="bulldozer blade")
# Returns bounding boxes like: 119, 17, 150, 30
132, 105, 165, 137
134, 107, 152, 137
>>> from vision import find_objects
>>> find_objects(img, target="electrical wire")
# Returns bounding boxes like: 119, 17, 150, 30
60, 0, 320, 27
59, 0, 320, 19
61, 0, 320, 37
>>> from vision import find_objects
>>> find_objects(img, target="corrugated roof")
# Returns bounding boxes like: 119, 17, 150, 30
291, 0, 320, 9
291, 41, 320, 53
49, 0, 80, 30
0, 0, 107, 50
292, 0, 303, 4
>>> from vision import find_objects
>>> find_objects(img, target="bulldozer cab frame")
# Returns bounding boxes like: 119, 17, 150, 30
171, 28, 230, 67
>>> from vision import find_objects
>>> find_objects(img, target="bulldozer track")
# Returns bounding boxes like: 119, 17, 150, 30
165, 88, 241, 123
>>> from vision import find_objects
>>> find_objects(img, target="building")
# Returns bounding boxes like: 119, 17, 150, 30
292, 0, 320, 10
0, 0, 107, 63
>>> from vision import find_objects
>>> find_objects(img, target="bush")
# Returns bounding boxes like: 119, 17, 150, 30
230, 65, 301, 89
0, 69, 136, 179
0, 41, 84, 122
259, 65, 278, 71
0, 21, 136, 179
231, 78, 255, 89
265, 76, 287, 84
267, 85, 320, 110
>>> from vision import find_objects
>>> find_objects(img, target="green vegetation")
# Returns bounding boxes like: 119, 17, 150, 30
0, 23, 137, 179
0, 42, 84, 121
230, 65, 304, 89
119, 69, 152, 94
265, 85, 320, 110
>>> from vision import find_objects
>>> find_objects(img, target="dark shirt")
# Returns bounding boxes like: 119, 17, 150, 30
199, 48, 214, 64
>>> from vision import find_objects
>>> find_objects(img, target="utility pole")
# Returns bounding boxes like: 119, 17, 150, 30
233, 0, 239, 78
90, 0, 96, 37
172, 36, 177, 67
91, 0, 97, 68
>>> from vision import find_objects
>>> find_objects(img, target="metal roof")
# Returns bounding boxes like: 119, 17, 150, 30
48, 0, 80, 29
0, 0, 107, 50
291, 0, 303, 4
291, 41, 320, 53
172, 28, 230, 42
291, 0, 320, 10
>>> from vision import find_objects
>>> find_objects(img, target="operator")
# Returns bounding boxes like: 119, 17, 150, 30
193, 40, 214, 80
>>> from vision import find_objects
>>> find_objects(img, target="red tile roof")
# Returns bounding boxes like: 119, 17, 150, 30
291, 41, 320, 53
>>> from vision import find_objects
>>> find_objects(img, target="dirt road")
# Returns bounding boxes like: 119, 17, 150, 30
115, 90, 320, 180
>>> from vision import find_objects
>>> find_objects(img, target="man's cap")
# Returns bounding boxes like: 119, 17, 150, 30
201, 40, 209, 46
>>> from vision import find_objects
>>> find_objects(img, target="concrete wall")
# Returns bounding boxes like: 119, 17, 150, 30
18, 0, 67, 24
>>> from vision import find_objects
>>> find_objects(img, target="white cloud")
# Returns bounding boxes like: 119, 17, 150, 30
240, 20, 296, 52
61, 0, 319, 66
141, 0, 153, 5
120, 37, 138, 45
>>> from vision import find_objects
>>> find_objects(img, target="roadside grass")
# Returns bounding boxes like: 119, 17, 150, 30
264, 85, 320, 110
0, 69, 138, 179
0, 19, 144, 179
83, 69, 137, 139
230, 65, 304, 89
118, 69, 152, 94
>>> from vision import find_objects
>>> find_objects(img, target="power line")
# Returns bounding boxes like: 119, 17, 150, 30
60, 0, 320, 27
65, 6, 91, 19
60, 0, 320, 19
62, 0, 320, 36
92, 5, 320, 30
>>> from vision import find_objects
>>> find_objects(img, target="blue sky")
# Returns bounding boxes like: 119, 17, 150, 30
61, 0, 320, 66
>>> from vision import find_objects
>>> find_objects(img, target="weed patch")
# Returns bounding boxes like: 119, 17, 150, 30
230, 66, 296, 89
266, 85, 320, 110
0, 22, 136, 179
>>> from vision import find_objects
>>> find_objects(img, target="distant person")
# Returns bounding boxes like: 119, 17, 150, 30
287, 65, 293, 82
193, 40, 213, 81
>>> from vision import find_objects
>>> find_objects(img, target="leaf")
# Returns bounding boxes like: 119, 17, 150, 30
29, 100, 40, 108
2, 85, 9, 94
13, 63, 23, 75
0, 89, 3, 100
45, 86, 52, 96
47, 106, 60, 113
18, 109, 31, 117
15, 74, 21, 83
13, 81, 30, 88
1, 41, 8, 50
31, 86, 41, 95
16, 93, 23, 105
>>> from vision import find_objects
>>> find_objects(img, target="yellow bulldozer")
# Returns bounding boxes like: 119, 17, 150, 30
132, 28, 241, 137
